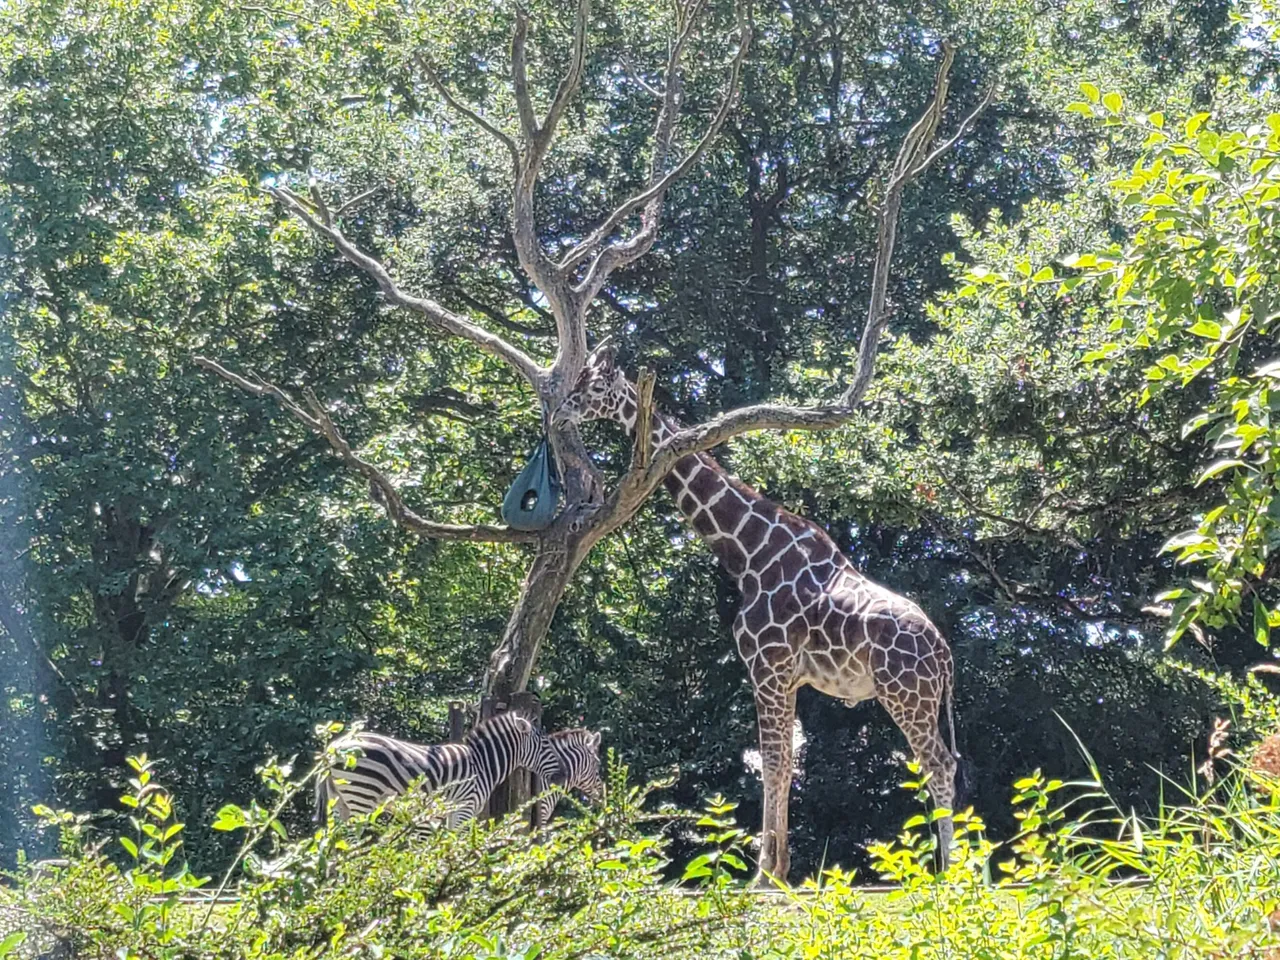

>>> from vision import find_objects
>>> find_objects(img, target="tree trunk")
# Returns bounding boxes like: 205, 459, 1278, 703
480, 505, 606, 816
483, 535, 580, 700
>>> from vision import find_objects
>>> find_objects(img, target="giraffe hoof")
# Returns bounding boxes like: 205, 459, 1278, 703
751, 870, 785, 891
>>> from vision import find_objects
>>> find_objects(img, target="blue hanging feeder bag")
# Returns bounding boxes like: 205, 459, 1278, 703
501, 437, 561, 531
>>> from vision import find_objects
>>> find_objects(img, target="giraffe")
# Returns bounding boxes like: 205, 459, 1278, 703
553, 346, 959, 883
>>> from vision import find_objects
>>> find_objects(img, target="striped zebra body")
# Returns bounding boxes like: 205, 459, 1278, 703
317, 712, 561, 829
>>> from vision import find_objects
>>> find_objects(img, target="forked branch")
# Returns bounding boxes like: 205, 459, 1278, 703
193, 356, 536, 544
561, 0, 751, 288
583, 42, 996, 541
266, 185, 544, 388
840, 43, 996, 409
540, 0, 592, 151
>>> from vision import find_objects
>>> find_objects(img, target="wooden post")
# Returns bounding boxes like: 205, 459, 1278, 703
633, 367, 656, 469
447, 700, 466, 743
480, 692, 543, 826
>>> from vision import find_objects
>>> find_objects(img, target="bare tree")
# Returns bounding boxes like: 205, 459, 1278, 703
196, 6, 992, 713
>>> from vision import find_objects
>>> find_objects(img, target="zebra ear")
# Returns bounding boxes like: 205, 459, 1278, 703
587, 730, 602, 751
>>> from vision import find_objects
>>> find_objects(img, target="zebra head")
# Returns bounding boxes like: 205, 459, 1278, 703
548, 728, 604, 802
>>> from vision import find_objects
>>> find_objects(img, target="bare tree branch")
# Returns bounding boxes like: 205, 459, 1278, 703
334, 184, 386, 217
193, 356, 537, 544
910, 78, 1000, 177
413, 52, 519, 165
618, 51, 664, 99
506, 0, 595, 345
572, 43, 996, 537
538, 0, 591, 153
559, 1, 751, 283
839, 42, 965, 410
511, 8, 539, 142
657, 399, 851, 463
267, 185, 545, 387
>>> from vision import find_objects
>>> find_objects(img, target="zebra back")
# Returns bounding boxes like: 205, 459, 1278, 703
317, 712, 561, 828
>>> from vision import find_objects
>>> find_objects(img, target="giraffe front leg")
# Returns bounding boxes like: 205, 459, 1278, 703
751, 681, 796, 887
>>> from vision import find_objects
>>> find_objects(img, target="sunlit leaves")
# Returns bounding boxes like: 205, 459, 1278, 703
980, 91, 1280, 650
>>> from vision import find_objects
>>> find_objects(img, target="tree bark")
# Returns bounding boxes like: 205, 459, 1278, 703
483, 531, 583, 699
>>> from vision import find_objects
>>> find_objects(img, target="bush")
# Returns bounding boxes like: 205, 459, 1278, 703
3, 729, 1280, 960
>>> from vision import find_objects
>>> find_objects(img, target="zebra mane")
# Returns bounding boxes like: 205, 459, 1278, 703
462, 710, 539, 747
548, 727, 592, 741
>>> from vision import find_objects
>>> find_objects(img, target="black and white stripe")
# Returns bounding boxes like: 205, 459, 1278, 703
544, 728, 604, 812
316, 712, 563, 829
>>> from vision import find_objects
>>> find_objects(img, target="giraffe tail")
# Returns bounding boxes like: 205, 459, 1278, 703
944, 662, 976, 806
946, 670, 959, 760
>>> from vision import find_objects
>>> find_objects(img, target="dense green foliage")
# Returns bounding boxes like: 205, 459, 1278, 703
3, 0, 1280, 896
4, 743, 1280, 959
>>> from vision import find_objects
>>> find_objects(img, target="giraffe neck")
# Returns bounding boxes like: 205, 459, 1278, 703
619, 407, 786, 582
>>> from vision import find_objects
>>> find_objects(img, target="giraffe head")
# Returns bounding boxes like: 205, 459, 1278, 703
553, 343, 638, 431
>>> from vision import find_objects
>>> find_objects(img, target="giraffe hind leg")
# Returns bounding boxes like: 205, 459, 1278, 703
879, 693, 958, 870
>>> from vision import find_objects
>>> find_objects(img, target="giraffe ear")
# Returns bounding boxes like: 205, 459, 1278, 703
588, 339, 617, 374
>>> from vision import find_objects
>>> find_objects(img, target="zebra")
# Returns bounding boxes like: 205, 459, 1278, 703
543, 727, 604, 814
316, 713, 597, 830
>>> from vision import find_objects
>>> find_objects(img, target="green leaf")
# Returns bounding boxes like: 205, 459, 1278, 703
1181, 412, 1219, 438
1080, 81, 1100, 103
212, 804, 248, 832
1194, 459, 1246, 486
1188, 319, 1222, 339
1102, 91, 1123, 114
1255, 597, 1271, 647
0, 933, 28, 960
682, 853, 713, 880
120, 836, 139, 858
1061, 253, 1097, 269
1148, 111, 1164, 128
1186, 112, 1211, 137
1083, 343, 1120, 363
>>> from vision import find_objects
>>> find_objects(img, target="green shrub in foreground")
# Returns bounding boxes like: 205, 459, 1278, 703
3, 733, 1280, 959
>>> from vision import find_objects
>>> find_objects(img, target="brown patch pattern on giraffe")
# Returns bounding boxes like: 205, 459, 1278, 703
559, 359, 958, 883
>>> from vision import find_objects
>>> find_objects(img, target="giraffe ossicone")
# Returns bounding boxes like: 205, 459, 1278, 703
555, 346, 960, 883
